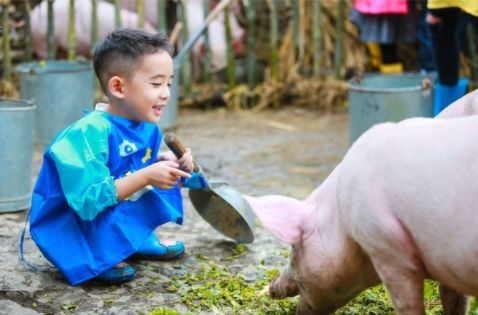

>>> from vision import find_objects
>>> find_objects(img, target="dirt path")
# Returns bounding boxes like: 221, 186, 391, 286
0, 108, 349, 314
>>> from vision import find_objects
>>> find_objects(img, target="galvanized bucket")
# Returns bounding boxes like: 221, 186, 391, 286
16, 60, 94, 148
0, 99, 36, 212
348, 73, 433, 144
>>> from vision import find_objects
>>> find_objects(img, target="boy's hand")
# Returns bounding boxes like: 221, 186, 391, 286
178, 148, 194, 173
159, 149, 194, 173
146, 161, 191, 189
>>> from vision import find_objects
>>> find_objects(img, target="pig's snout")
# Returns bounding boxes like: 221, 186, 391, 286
269, 274, 300, 299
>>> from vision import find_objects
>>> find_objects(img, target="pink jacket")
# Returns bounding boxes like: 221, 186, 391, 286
354, 0, 408, 14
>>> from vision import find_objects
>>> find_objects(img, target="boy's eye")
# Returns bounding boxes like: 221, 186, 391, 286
151, 83, 161, 87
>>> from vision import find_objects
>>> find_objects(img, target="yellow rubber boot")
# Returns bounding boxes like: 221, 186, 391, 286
379, 63, 403, 74
366, 43, 382, 70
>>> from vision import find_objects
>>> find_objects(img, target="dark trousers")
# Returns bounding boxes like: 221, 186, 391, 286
428, 7, 467, 85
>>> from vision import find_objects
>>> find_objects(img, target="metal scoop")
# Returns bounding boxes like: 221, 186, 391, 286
164, 133, 255, 244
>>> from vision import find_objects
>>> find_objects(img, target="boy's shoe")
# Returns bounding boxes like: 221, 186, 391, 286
433, 78, 468, 116
136, 233, 185, 261
96, 262, 135, 284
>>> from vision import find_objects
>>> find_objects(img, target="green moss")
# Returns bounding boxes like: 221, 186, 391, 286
155, 259, 478, 314
102, 297, 117, 307
166, 261, 297, 314
60, 303, 78, 313
335, 280, 445, 314
148, 307, 180, 315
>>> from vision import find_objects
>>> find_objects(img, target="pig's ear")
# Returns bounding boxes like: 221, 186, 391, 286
244, 195, 315, 245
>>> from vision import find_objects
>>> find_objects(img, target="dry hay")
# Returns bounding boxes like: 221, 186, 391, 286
0, 76, 19, 98
179, 82, 227, 107
223, 77, 347, 112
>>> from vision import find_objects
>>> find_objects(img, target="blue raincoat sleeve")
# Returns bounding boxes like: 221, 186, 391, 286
49, 119, 118, 221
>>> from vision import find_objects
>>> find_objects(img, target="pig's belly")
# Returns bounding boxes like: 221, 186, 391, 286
393, 196, 478, 295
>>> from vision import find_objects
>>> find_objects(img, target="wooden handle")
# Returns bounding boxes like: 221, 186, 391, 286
164, 133, 200, 172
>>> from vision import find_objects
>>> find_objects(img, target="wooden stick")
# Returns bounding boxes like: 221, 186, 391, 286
157, 0, 167, 33
169, 22, 183, 47
24, 0, 33, 61
2, 0, 11, 92
334, 0, 345, 79
312, 0, 321, 79
47, 0, 55, 60
91, 0, 98, 47
67, 0, 75, 60
225, 3, 236, 90
114, 0, 121, 29
246, 0, 256, 90
137, 0, 144, 29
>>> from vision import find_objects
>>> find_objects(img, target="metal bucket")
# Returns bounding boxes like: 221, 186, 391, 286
158, 65, 180, 131
16, 60, 94, 148
0, 99, 36, 212
348, 73, 433, 144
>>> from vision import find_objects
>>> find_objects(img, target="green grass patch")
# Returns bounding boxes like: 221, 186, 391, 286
166, 262, 297, 314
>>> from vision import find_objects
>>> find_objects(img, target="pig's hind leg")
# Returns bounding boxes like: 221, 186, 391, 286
439, 284, 467, 315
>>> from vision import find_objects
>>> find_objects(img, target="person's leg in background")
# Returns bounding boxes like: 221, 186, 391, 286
379, 43, 403, 73
428, 7, 469, 115
417, 0, 436, 74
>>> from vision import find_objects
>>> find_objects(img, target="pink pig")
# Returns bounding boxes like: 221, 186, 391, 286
245, 90, 478, 314
30, 0, 155, 59
121, 0, 245, 72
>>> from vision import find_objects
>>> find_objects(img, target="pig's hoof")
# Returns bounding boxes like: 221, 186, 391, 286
269, 275, 299, 299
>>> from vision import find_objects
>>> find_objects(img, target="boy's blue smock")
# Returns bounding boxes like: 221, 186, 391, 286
29, 110, 183, 285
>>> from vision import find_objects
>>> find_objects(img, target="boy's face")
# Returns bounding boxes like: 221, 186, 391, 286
120, 51, 174, 123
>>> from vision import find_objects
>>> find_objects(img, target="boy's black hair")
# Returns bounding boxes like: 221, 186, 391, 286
93, 29, 173, 93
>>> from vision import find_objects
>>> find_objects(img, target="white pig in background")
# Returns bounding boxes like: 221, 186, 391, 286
121, 0, 245, 72
244, 91, 478, 314
30, 0, 156, 59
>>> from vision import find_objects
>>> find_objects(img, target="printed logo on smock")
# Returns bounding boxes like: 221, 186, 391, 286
141, 148, 152, 164
119, 140, 138, 157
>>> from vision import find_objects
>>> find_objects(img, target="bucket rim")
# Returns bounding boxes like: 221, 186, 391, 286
348, 73, 433, 93
0, 98, 36, 111
16, 60, 92, 75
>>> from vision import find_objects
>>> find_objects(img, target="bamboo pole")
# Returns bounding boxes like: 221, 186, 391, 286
268, 0, 279, 81
67, 0, 75, 60
47, 0, 56, 60
334, 0, 345, 79
246, 0, 256, 90
291, 0, 300, 67
158, 0, 167, 32
24, 0, 32, 61
114, 0, 121, 29
2, 0, 11, 90
180, 0, 191, 96
202, 0, 211, 83
91, 0, 98, 47
224, 3, 236, 89
312, 0, 321, 79
137, 0, 144, 29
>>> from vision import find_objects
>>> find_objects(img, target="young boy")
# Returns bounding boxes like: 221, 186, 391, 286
29, 29, 198, 285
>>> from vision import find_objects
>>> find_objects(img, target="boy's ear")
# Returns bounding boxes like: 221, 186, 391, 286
107, 76, 125, 99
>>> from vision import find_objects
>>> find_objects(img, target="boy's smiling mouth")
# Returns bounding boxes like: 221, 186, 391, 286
152, 104, 164, 116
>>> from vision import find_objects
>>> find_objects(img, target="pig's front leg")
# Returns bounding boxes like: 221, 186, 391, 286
439, 284, 467, 315
269, 265, 299, 299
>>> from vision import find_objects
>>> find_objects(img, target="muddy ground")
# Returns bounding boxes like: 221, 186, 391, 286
0, 107, 349, 314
